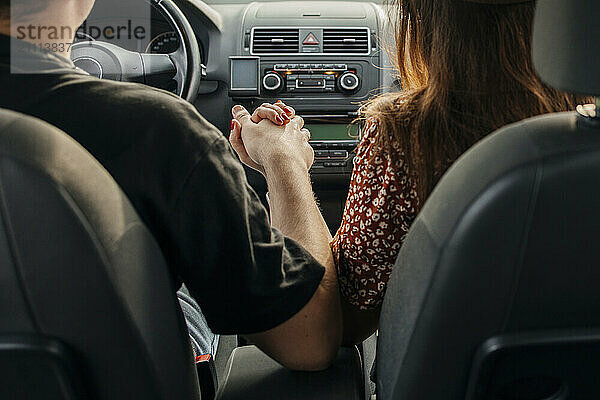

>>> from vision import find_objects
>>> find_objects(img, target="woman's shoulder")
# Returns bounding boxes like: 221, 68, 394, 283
361, 117, 379, 141
358, 115, 401, 155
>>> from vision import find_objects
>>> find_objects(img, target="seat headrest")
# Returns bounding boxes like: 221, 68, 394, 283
533, 0, 600, 96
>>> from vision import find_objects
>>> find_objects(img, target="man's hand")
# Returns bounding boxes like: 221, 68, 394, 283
230, 104, 313, 175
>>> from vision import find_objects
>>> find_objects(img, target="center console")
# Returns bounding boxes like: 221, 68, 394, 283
228, 3, 383, 177
304, 119, 358, 175
216, 345, 365, 400
224, 1, 385, 230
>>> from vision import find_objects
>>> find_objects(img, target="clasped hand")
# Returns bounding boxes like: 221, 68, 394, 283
229, 101, 313, 175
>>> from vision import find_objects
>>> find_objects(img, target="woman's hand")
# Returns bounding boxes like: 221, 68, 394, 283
245, 100, 296, 126
229, 104, 312, 175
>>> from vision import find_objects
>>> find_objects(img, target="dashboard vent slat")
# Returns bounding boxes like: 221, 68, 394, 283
323, 28, 369, 54
252, 29, 300, 54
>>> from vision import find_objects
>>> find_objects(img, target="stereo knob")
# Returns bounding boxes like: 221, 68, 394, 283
338, 72, 360, 92
262, 72, 283, 92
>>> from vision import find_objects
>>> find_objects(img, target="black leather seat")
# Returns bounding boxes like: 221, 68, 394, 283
0, 109, 201, 400
377, 0, 600, 399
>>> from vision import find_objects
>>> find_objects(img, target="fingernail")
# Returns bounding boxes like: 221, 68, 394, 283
284, 107, 294, 115
275, 116, 283, 124
232, 105, 243, 113
231, 120, 235, 130
282, 114, 290, 121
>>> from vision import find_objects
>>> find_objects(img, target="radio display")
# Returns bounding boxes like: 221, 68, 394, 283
229, 56, 259, 95
306, 124, 359, 141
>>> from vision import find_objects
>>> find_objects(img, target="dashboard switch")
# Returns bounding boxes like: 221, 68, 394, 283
338, 71, 360, 92
262, 72, 283, 92
330, 150, 349, 158
324, 161, 346, 167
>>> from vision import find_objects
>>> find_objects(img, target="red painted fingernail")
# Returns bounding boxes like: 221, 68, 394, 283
275, 116, 283, 124
231, 120, 234, 130
282, 114, 290, 121
284, 107, 293, 115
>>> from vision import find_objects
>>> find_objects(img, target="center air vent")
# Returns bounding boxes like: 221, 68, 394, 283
323, 28, 369, 54
252, 29, 299, 54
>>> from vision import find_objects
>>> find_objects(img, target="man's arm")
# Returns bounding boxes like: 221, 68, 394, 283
231, 106, 342, 371
230, 103, 381, 347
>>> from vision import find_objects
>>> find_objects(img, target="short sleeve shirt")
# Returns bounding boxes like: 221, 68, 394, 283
0, 35, 324, 334
331, 119, 419, 310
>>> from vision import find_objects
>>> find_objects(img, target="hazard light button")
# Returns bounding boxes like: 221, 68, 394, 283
303, 33, 319, 46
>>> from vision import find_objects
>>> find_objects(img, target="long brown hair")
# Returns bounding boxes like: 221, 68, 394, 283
363, 0, 581, 202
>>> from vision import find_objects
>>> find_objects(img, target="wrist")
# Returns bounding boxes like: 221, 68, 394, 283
263, 157, 310, 192
262, 152, 309, 178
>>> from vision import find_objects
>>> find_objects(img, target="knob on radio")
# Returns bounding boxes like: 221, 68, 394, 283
262, 72, 283, 92
338, 71, 360, 92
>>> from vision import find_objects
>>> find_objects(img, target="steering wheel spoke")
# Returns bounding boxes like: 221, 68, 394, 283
142, 53, 177, 88
168, 46, 187, 98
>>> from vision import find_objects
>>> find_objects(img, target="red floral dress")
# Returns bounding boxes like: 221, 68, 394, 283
331, 120, 419, 310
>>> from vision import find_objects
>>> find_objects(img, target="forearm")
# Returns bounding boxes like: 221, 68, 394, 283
264, 158, 333, 267
243, 158, 342, 370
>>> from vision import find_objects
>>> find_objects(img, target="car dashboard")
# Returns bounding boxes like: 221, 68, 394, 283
173, 0, 394, 229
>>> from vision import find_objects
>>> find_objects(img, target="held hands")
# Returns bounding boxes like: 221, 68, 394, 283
229, 101, 313, 175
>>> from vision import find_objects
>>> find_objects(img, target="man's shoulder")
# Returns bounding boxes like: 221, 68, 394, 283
58, 74, 223, 145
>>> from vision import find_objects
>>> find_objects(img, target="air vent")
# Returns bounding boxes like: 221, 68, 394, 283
252, 29, 299, 54
323, 28, 369, 54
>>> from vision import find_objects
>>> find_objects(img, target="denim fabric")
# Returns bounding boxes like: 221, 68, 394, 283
177, 285, 219, 357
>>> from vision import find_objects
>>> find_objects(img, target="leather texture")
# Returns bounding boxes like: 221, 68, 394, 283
533, 0, 600, 96
377, 111, 600, 399
0, 108, 201, 400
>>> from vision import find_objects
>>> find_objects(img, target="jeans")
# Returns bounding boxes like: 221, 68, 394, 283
177, 285, 219, 357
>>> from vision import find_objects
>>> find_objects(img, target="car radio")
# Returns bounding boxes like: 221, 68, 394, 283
305, 121, 360, 175
262, 63, 361, 95
228, 57, 367, 174
228, 57, 375, 106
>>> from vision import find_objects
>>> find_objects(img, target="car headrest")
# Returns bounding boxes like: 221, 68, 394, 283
533, 0, 600, 96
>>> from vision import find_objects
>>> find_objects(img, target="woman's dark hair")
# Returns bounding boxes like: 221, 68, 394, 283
362, 0, 582, 202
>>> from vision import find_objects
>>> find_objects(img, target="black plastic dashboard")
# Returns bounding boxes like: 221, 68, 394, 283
174, 0, 395, 230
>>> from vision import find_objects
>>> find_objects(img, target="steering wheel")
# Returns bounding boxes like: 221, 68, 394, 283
71, 0, 202, 102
